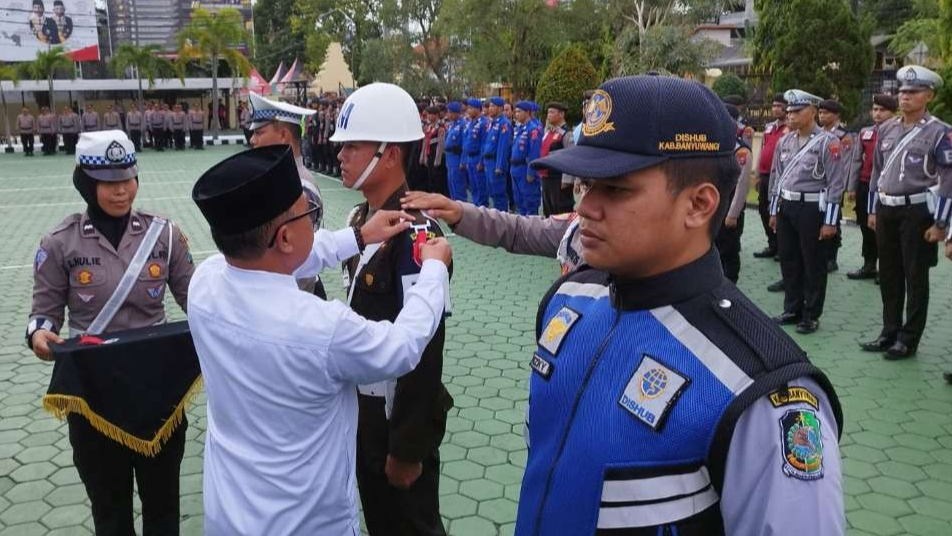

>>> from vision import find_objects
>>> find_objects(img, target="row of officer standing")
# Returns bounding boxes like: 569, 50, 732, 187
749, 65, 952, 365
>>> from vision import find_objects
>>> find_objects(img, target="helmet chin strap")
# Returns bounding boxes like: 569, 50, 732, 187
348, 142, 388, 191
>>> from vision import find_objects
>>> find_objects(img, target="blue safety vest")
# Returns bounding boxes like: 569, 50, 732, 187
516, 250, 841, 536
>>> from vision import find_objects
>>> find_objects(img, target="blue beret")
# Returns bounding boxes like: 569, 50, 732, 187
515, 101, 532, 112
447, 102, 463, 113
467, 98, 482, 108
528, 101, 539, 113
490, 97, 505, 106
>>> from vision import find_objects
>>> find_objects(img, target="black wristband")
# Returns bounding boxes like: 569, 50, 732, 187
353, 225, 366, 253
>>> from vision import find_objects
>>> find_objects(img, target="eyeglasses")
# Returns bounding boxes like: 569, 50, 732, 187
267, 201, 321, 248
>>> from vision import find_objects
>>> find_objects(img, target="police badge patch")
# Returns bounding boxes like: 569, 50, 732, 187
538, 306, 580, 356
779, 409, 824, 481
34, 248, 48, 273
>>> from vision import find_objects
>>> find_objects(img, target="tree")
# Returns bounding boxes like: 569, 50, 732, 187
254, 0, 308, 78
0, 63, 19, 148
536, 45, 600, 125
615, 24, 720, 77
712, 72, 748, 101
753, 0, 874, 119
109, 43, 177, 112
859, 0, 918, 33
21, 46, 74, 114
176, 8, 252, 134
294, 0, 386, 87
889, 0, 951, 68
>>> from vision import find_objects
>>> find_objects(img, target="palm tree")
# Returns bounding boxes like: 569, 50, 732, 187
176, 8, 252, 137
110, 43, 177, 112
0, 63, 20, 148
21, 46, 74, 115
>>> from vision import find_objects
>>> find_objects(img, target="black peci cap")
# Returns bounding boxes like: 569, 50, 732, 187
873, 94, 898, 112
192, 145, 303, 236
546, 101, 569, 112
531, 75, 736, 179
818, 99, 844, 114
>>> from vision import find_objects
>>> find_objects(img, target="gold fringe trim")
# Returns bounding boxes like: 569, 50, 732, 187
42, 375, 204, 458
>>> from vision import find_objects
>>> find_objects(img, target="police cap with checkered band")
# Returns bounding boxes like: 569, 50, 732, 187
75, 130, 138, 181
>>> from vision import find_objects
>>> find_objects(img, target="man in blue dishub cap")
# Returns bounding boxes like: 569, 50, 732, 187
517, 75, 844, 535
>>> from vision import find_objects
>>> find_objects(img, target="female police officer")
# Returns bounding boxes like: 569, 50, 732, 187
26, 130, 194, 535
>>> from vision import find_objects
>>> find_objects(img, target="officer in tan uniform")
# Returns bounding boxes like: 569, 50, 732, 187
102, 104, 122, 130
37, 106, 58, 155
168, 104, 187, 151
17, 106, 36, 156
861, 65, 952, 359
27, 130, 194, 536
59, 105, 80, 155
81, 104, 99, 132
187, 105, 205, 150
125, 104, 143, 151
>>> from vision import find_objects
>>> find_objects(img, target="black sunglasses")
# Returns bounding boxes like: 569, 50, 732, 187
268, 202, 321, 248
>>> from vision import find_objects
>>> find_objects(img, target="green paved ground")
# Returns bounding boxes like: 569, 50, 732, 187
0, 146, 950, 536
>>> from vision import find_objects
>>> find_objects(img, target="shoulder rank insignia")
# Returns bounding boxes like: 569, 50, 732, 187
828, 139, 841, 160
769, 386, 819, 409
780, 409, 824, 481
618, 354, 690, 432
539, 306, 580, 355
736, 148, 750, 166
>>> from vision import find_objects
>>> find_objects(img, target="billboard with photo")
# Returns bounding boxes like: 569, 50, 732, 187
0, 0, 100, 62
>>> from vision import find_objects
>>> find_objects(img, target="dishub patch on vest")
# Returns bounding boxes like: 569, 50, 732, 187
538, 306, 581, 356
618, 355, 690, 432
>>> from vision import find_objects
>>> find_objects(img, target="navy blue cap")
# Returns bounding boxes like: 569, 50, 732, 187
467, 98, 481, 108
490, 96, 505, 106
531, 75, 736, 179
447, 101, 463, 113
515, 101, 531, 112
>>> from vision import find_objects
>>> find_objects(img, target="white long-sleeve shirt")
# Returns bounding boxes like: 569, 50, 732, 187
187, 227, 449, 536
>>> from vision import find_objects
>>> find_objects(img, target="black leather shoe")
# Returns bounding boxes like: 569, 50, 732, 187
753, 248, 777, 258
847, 265, 878, 280
773, 312, 801, 325
767, 280, 784, 293
884, 341, 917, 360
860, 336, 894, 352
826, 260, 839, 273
796, 319, 819, 334
944, 372, 952, 384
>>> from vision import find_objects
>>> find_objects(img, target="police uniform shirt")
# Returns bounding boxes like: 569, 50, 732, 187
30, 210, 193, 337
18, 113, 35, 134
188, 109, 204, 131
768, 125, 847, 225
38, 113, 57, 134
518, 251, 844, 534
869, 113, 952, 223
169, 111, 187, 131
59, 112, 79, 134
728, 123, 754, 219
186, 228, 449, 536
125, 110, 143, 132
82, 111, 100, 131
103, 111, 122, 130
150, 109, 167, 129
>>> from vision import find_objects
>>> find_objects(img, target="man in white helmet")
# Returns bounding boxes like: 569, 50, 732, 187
248, 92, 328, 298
331, 83, 453, 536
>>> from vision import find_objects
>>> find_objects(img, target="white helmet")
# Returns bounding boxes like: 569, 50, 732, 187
330, 83, 423, 143
330, 83, 424, 190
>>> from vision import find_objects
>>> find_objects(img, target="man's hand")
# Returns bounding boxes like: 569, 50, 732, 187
495, 169, 503, 175
847, 191, 856, 201
526, 175, 535, 183
420, 237, 452, 266
459, 164, 466, 171
867, 214, 877, 231
401, 191, 464, 225
31, 329, 63, 361
924, 224, 946, 243
819, 224, 837, 240
769, 216, 777, 232
385, 455, 422, 490
724, 217, 738, 229
361, 210, 413, 244
476, 163, 484, 171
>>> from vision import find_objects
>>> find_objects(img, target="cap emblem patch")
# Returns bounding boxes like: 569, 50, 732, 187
105, 141, 126, 163
582, 90, 615, 137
